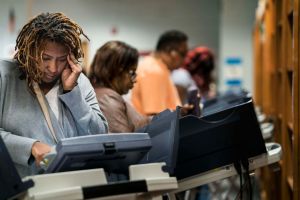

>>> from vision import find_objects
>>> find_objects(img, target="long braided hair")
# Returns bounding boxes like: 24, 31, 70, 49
14, 12, 89, 90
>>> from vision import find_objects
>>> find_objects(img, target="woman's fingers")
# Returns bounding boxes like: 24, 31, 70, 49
67, 54, 82, 73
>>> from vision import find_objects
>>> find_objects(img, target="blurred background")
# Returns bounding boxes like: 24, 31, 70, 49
0, 0, 256, 93
1, 1, 299, 199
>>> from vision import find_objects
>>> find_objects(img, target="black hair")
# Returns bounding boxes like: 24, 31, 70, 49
155, 30, 188, 52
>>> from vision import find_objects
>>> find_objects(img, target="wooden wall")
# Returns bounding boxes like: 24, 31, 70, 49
253, 0, 299, 199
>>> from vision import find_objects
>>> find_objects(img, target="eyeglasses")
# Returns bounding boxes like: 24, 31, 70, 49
128, 69, 137, 79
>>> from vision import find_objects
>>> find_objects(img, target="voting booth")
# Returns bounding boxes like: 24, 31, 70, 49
0, 95, 282, 200
44, 133, 152, 175
137, 98, 266, 180
0, 136, 34, 200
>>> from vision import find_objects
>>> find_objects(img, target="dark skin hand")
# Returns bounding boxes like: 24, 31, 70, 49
180, 104, 195, 116
146, 102, 199, 117
61, 54, 82, 91
31, 141, 51, 166
181, 91, 202, 117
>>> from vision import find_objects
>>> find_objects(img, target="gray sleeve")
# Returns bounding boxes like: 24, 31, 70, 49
0, 63, 38, 166
59, 74, 108, 135
0, 129, 37, 166
171, 68, 194, 89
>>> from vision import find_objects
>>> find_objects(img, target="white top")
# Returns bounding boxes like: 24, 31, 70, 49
45, 82, 61, 121
171, 68, 197, 91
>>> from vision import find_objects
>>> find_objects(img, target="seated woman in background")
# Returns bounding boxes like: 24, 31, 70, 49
172, 46, 216, 104
88, 41, 150, 133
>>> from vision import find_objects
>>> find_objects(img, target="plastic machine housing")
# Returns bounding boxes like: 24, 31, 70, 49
137, 97, 266, 180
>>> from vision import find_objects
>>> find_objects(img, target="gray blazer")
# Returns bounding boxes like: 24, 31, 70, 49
0, 59, 108, 177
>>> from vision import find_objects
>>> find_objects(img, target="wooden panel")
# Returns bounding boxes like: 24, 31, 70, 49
281, 0, 293, 199
253, 0, 299, 199
293, 0, 299, 199
262, 0, 276, 115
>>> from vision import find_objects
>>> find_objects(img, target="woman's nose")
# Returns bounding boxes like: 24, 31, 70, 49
47, 61, 58, 74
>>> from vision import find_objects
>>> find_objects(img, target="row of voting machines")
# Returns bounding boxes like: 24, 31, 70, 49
0, 92, 282, 200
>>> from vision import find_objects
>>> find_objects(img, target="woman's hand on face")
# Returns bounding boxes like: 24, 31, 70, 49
31, 141, 52, 166
61, 54, 82, 91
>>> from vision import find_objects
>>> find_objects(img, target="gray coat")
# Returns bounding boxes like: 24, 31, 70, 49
0, 59, 108, 177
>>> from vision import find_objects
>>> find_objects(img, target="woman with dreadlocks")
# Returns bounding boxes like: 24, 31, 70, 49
0, 12, 108, 177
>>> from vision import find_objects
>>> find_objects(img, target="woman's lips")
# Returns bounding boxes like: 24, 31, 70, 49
45, 74, 56, 79
44, 74, 57, 81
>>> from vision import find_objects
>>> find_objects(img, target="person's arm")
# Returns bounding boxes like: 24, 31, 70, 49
98, 93, 134, 133
1, 129, 51, 167
59, 55, 108, 135
59, 74, 108, 135
125, 101, 151, 131
0, 62, 40, 166
0, 61, 50, 166
0, 129, 38, 166
31, 141, 51, 166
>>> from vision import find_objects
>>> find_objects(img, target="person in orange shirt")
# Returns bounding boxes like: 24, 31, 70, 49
131, 30, 189, 115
